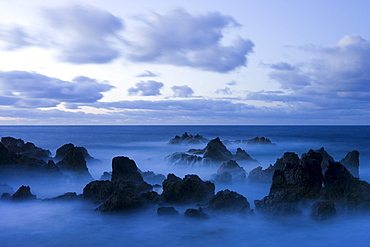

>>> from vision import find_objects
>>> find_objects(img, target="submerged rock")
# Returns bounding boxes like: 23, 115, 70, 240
162, 174, 215, 204
157, 206, 179, 216
184, 207, 209, 219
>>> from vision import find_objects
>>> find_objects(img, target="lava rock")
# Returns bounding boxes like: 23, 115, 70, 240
83, 180, 115, 201
111, 156, 144, 184
162, 174, 215, 204
208, 189, 250, 213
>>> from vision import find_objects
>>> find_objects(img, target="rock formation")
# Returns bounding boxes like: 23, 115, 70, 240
11, 185, 37, 201
212, 160, 247, 184
168, 132, 209, 145
208, 190, 251, 213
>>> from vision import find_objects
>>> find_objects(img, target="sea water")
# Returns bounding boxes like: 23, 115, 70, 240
0, 125, 370, 246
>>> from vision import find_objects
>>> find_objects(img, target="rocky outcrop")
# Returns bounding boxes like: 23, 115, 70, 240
83, 180, 115, 201
45, 192, 81, 201
140, 171, 166, 185
243, 137, 275, 145
340, 151, 360, 178
11, 185, 37, 201
111, 156, 144, 184
55, 143, 94, 161
208, 190, 251, 213
2, 137, 51, 160
168, 132, 208, 145
310, 201, 336, 221
162, 174, 215, 204
248, 152, 299, 183
212, 160, 247, 184
164, 152, 202, 166
166, 138, 257, 167
56, 145, 92, 179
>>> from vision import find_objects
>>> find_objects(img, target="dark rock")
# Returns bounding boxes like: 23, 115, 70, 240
111, 156, 144, 184
56, 145, 91, 178
233, 148, 258, 162
165, 152, 202, 166
162, 174, 215, 204
83, 180, 115, 201
0, 142, 15, 165
184, 207, 209, 219
203, 138, 233, 164
311, 201, 336, 221
168, 132, 208, 145
157, 206, 179, 216
315, 147, 335, 172
242, 137, 275, 145
213, 160, 247, 184
2, 137, 51, 160
340, 151, 360, 178
140, 191, 161, 204
46, 192, 80, 201
12, 185, 36, 201
208, 189, 250, 213
248, 152, 299, 183
98, 189, 143, 213
1, 193, 11, 201
45, 160, 60, 173
55, 143, 94, 161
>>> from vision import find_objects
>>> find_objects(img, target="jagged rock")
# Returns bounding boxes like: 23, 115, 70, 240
168, 132, 208, 145
212, 160, 247, 184
98, 189, 143, 213
184, 207, 209, 219
208, 190, 250, 213
140, 191, 161, 204
203, 138, 233, 164
165, 152, 202, 166
157, 206, 179, 216
111, 156, 144, 184
162, 174, 215, 204
45, 160, 60, 173
248, 152, 299, 183
243, 137, 275, 145
315, 147, 335, 172
233, 148, 257, 162
83, 180, 115, 201
11, 185, 36, 201
340, 151, 360, 178
55, 143, 94, 161
311, 201, 336, 221
1, 137, 51, 160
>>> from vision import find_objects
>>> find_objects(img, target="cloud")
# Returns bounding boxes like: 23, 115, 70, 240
227, 80, 237, 86
171, 85, 194, 97
127, 8, 254, 73
0, 70, 114, 108
215, 87, 232, 95
136, 70, 159, 77
0, 25, 32, 50
253, 35, 370, 112
42, 4, 124, 64
128, 80, 164, 96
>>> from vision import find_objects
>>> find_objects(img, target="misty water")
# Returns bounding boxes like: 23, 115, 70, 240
1, 125, 370, 246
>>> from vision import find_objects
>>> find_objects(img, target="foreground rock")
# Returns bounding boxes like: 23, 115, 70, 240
255, 149, 370, 217
162, 174, 215, 204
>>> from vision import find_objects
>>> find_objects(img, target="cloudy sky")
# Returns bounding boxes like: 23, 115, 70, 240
0, 0, 369, 125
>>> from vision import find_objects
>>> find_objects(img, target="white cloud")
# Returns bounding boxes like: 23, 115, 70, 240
127, 8, 254, 73
171, 85, 194, 97
215, 87, 232, 95
136, 70, 159, 77
0, 25, 32, 50
0, 71, 114, 108
128, 80, 164, 96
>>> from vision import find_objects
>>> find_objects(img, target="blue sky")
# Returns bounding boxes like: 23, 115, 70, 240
0, 0, 369, 125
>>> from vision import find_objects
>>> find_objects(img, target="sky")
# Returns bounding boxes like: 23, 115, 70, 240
0, 0, 369, 125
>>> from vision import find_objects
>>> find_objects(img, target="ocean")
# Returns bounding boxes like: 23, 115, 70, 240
1, 125, 370, 246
